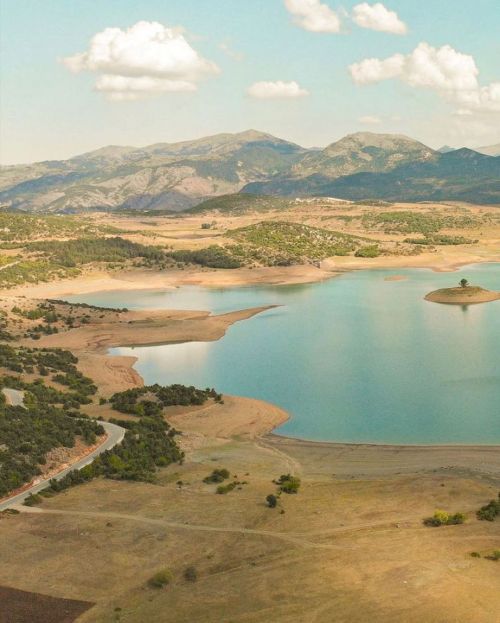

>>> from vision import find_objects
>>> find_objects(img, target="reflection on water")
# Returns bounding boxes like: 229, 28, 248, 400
68, 264, 500, 444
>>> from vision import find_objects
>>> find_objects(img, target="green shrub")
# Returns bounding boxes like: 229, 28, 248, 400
266, 494, 278, 508
148, 569, 173, 588
277, 474, 301, 495
476, 495, 500, 521
203, 468, 230, 484
355, 245, 380, 258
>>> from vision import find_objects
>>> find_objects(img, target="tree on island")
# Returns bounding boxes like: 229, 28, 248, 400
459, 278, 469, 288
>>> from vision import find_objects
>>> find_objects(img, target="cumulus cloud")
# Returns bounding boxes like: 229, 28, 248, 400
247, 80, 309, 99
352, 3, 407, 34
62, 21, 219, 100
349, 42, 500, 113
359, 115, 382, 124
284, 0, 341, 33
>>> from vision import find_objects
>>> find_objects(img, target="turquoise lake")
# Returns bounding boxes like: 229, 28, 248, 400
67, 264, 500, 445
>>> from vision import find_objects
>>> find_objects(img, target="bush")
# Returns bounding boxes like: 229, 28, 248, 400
23, 493, 43, 507
355, 245, 380, 258
277, 474, 301, 495
148, 569, 173, 588
266, 494, 278, 508
216, 482, 237, 495
476, 495, 500, 521
203, 468, 230, 484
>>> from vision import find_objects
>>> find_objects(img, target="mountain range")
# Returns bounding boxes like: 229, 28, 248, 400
1, 130, 499, 212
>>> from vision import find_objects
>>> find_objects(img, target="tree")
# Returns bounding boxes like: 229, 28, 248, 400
266, 494, 278, 508
460, 278, 469, 288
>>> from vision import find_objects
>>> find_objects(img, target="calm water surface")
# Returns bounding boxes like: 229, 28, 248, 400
67, 264, 500, 444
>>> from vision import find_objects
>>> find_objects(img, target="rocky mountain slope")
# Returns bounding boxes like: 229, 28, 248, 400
1, 131, 498, 211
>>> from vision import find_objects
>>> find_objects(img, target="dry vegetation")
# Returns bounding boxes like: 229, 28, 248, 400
1, 418, 499, 623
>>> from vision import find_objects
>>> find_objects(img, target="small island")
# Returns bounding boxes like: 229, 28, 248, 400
425, 278, 500, 305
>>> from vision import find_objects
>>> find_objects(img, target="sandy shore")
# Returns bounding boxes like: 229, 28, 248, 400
26, 306, 275, 395
3, 264, 338, 298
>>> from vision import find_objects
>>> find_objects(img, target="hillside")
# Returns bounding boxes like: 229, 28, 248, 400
243, 148, 500, 205
0, 131, 306, 213
1, 131, 499, 212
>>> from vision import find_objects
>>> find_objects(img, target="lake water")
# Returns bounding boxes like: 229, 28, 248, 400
67, 264, 500, 445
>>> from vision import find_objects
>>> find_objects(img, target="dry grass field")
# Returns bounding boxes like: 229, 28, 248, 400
1, 407, 499, 623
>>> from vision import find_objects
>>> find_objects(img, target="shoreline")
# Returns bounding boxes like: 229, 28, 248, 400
268, 431, 500, 450
3, 255, 500, 299
3, 260, 500, 455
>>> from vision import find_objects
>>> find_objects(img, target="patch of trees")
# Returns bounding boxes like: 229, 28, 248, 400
476, 494, 500, 521
46, 299, 128, 313
0, 346, 96, 404
276, 473, 301, 494
404, 235, 477, 246
28, 236, 165, 267
168, 246, 242, 269
110, 384, 222, 416
265, 473, 301, 508
29, 414, 184, 501
0, 399, 104, 498
423, 510, 466, 527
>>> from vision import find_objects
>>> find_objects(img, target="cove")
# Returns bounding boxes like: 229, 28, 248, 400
67, 263, 500, 445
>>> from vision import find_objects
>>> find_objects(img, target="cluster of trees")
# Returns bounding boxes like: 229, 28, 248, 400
266, 473, 301, 508
423, 510, 466, 527
276, 473, 301, 494
168, 246, 242, 269
0, 259, 79, 289
0, 211, 116, 243
0, 346, 96, 405
110, 384, 222, 416
46, 299, 128, 313
404, 235, 477, 246
361, 210, 479, 236
0, 311, 12, 342
27, 413, 183, 502
0, 399, 104, 498
476, 494, 500, 521
28, 236, 165, 267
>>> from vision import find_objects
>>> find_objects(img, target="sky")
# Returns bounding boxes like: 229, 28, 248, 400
1, 0, 499, 164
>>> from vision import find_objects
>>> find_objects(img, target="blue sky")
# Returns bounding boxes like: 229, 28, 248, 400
1, 0, 499, 164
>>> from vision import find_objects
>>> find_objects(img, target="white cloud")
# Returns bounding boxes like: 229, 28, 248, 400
359, 115, 382, 124
63, 21, 219, 100
284, 0, 341, 33
349, 42, 500, 113
247, 80, 309, 99
352, 3, 407, 34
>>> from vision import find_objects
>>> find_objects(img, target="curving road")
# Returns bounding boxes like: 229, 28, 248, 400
0, 421, 126, 511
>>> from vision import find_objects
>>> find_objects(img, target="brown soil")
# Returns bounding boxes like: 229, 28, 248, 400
0, 585, 93, 623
